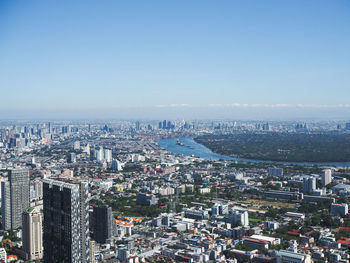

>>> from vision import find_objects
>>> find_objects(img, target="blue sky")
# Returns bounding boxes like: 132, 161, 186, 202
1, 0, 350, 119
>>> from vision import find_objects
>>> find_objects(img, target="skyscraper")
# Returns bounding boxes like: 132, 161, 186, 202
1, 168, 30, 230
22, 207, 43, 261
135, 121, 140, 131
47, 122, 51, 133
96, 146, 104, 162
322, 169, 332, 186
104, 148, 112, 163
92, 206, 113, 244
68, 152, 77, 163
43, 178, 90, 263
303, 177, 316, 193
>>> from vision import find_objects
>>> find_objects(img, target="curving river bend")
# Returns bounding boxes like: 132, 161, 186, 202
157, 136, 350, 167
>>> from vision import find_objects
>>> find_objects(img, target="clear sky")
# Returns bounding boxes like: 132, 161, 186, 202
1, 0, 350, 119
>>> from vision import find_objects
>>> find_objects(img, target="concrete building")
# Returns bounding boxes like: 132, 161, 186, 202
93, 206, 114, 244
331, 203, 348, 216
265, 191, 302, 201
242, 237, 269, 250
1, 168, 30, 230
276, 250, 311, 263
322, 169, 332, 186
303, 177, 316, 193
96, 146, 104, 162
73, 141, 80, 151
89, 240, 96, 263
250, 235, 280, 246
137, 193, 158, 206
285, 212, 305, 220
268, 168, 283, 177
43, 178, 90, 263
184, 209, 209, 220
112, 159, 123, 171
104, 148, 112, 163
264, 221, 279, 230
228, 207, 249, 227
68, 152, 77, 163
22, 207, 43, 261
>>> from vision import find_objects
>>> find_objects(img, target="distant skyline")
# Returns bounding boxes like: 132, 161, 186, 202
1, 1, 350, 119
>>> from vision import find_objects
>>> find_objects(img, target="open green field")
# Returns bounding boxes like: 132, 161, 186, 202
195, 132, 350, 162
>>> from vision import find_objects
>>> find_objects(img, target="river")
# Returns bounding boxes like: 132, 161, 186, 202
157, 136, 350, 167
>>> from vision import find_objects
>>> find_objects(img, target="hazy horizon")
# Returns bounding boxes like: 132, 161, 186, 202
1, 104, 350, 121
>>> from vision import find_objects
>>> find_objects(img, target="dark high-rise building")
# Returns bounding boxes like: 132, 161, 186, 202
61, 126, 69, 134
1, 168, 30, 230
43, 178, 90, 263
68, 152, 77, 163
135, 121, 140, 131
162, 120, 167, 129
92, 206, 113, 244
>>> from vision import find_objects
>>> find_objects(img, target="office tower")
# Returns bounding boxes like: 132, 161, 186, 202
47, 122, 51, 133
43, 178, 90, 263
135, 121, 140, 131
162, 120, 167, 129
68, 152, 77, 163
92, 206, 113, 244
322, 169, 332, 186
346, 123, 350, 130
303, 177, 316, 193
22, 207, 43, 261
263, 122, 270, 131
88, 123, 91, 132
158, 121, 162, 129
1, 168, 30, 230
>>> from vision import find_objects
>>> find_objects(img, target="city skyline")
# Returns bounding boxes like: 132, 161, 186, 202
1, 0, 350, 119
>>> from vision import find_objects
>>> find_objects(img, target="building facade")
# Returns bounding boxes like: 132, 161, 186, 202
92, 206, 113, 244
43, 178, 90, 263
322, 169, 332, 186
22, 207, 43, 261
276, 250, 311, 263
1, 168, 30, 230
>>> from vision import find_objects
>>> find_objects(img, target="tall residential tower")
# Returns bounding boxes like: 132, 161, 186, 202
22, 207, 43, 261
1, 168, 30, 230
43, 178, 90, 263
